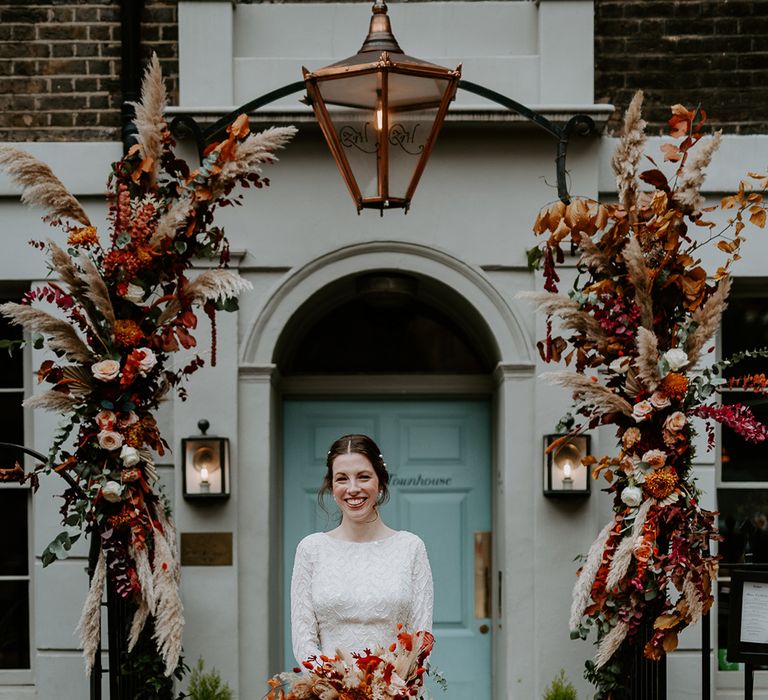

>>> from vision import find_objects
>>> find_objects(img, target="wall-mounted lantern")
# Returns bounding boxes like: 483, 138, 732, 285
182, 419, 230, 500
543, 433, 591, 498
302, 0, 461, 213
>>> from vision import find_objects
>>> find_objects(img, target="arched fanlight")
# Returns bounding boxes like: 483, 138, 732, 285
303, 0, 461, 213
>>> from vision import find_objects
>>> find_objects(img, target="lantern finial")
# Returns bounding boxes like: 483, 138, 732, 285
358, 0, 402, 54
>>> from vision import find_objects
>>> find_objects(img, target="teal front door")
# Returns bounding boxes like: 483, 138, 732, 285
283, 399, 492, 699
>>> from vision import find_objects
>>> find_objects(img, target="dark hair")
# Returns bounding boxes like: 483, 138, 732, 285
318, 434, 390, 509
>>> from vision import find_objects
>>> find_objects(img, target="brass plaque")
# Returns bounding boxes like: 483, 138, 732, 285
180, 532, 233, 566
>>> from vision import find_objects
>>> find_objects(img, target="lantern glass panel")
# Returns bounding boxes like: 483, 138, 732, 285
387, 71, 450, 111
184, 438, 226, 496
544, 434, 590, 495
330, 107, 380, 199
387, 106, 438, 200
317, 72, 379, 110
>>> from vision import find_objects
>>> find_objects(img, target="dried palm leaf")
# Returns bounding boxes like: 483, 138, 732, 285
132, 53, 167, 184
611, 90, 647, 216
23, 389, 81, 412
623, 367, 644, 398
138, 448, 158, 481
541, 371, 634, 417
623, 236, 654, 329
570, 519, 615, 632
61, 364, 95, 395
0, 302, 91, 363
635, 327, 661, 391
76, 546, 106, 674
0, 146, 91, 226
686, 275, 731, 367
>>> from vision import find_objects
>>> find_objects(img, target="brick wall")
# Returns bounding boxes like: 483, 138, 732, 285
0, 1, 178, 142
595, 0, 768, 134
3, 2, 768, 141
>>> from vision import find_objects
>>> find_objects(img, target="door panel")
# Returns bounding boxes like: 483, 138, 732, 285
283, 399, 491, 699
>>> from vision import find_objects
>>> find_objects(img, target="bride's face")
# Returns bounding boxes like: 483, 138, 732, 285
331, 452, 380, 523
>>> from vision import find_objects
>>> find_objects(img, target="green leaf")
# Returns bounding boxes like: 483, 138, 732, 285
116, 233, 131, 249
174, 240, 188, 254
526, 246, 544, 271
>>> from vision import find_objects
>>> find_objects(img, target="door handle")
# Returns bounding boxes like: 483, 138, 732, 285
479, 623, 490, 634
474, 531, 491, 619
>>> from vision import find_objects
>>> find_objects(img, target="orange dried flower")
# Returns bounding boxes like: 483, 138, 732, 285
108, 509, 133, 529
644, 468, 678, 500
68, 226, 99, 248
658, 372, 689, 401
123, 421, 145, 448
114, 319, 144, 348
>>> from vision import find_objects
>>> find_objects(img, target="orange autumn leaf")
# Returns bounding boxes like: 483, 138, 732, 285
662, 631, 679, 653
749, 207, 766, 228
653, 613, 679, 630
660, 143, 683, 162
227, 113, 251, 139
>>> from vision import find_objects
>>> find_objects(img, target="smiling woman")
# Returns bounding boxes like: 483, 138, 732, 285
289, 434, 434, 666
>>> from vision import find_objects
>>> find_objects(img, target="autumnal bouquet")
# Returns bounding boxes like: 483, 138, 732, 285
525, 92, 768, 697
0, 55, 295, 675
268, 628, 438, 700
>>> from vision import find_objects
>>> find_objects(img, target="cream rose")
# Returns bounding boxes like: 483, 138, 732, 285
120, 445, 141, 467
664, 411, 687, 433
91, 359, 121, 381
123, 283, 145, 304
650, 391, 671, 410
97, 430, 123, 451
621, 485, 643, 507
101, 480, 123, 503
622, 427, 641, 449
95, 409, 117, 431
642, 449, 667, 469
135, 348, 157, 376
632, 400, 654, 422
664, 348, 689, 371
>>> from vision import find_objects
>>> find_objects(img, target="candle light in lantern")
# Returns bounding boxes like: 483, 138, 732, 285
200, 466, 210, 493
562, 461, 574, 490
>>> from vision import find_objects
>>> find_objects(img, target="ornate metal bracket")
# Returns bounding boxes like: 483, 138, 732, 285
171, 79, 596, 204
170, 81, 307, 162
457, 80, 596, 204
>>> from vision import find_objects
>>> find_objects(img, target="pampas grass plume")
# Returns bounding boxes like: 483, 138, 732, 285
611, 91, 647, 215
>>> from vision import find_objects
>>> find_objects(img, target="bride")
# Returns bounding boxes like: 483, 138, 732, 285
290, 434, 434, 664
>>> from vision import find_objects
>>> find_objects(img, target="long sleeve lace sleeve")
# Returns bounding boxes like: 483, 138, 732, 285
291, 538, 322, 664
408, 537, 434, 633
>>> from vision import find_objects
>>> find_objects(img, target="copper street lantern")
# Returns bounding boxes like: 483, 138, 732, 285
303, 0, 461, 213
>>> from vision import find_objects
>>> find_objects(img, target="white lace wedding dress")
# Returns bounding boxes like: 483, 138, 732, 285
290, 530, 434, 663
